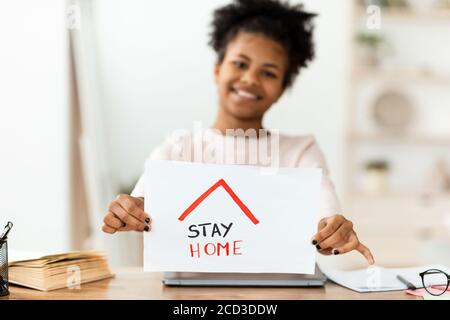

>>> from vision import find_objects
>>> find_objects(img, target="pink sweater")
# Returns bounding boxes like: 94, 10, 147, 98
131, 129, 341, 219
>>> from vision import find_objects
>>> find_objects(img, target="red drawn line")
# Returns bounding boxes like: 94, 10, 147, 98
178, 179, 260, 225
220, 180, 259, 225
178, 179, 223, 222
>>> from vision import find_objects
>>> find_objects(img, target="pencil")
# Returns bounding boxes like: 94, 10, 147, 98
396, 275, 417, 290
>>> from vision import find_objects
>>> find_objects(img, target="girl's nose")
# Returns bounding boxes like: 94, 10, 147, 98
240, 70, 260, 87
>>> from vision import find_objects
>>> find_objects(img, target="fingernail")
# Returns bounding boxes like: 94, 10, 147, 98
144, 226, 150, 232
312, 240, 318, 245
333, 249, 339, 255
316, 244, 321, 250
145, 218, 150, 224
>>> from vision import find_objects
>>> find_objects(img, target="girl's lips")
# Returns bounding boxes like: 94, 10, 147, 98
230, 88, 262, 104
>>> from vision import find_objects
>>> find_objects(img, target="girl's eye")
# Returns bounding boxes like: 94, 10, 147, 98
233, 61, 247, 69
263, 71, 277, 79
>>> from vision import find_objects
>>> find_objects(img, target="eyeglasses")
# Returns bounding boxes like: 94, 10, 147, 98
419, 269, 450, 296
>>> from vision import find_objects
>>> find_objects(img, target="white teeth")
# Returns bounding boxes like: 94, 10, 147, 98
235, 89, 258, 100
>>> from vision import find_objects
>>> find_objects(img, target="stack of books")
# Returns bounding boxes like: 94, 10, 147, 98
8, 250, 114, 291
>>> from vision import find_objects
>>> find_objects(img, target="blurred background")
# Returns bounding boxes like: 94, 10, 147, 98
1, 0, 449, 270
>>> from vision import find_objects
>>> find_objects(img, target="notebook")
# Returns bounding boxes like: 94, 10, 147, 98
321, 264, 450, 293
8, 250, 114, 291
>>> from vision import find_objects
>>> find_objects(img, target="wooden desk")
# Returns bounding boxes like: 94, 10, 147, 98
2, 267, 420, 300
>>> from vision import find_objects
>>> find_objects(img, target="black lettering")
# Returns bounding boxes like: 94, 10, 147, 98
211, 223, 221, 237
198, 223, 212, 237
187, 225, 199, 238
221, 222, 233, 238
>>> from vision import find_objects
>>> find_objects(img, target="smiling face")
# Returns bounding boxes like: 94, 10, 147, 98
214, 32, 288, 128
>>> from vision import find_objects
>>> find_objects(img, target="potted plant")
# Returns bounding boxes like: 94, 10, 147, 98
355, 32, 387, 67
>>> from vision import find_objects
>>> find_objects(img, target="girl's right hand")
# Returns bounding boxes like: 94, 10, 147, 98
102, 195, 151, 234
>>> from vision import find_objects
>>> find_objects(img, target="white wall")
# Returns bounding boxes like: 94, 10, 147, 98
0, 1, 70, 252
94, 0, 351, 200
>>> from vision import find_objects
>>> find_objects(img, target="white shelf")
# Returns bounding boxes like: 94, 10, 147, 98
349, 132, 450, 145
348, 191, 450, 202
353, 67, 450, 85
355, 7, 450, 21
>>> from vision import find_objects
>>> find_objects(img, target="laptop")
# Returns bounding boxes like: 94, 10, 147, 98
162, 264, 327, 287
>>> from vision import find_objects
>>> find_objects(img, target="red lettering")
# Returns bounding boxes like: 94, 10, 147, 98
233, 240, 242, 255
189, 243, 200, 258
217, 242, 230, 256
204, 243, 216, 255
188, 240, 243, 258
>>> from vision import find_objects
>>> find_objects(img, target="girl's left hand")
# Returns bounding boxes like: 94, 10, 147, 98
311, 214, 375, 265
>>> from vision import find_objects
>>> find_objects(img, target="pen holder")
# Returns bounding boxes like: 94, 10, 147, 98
0, 238, 9, 296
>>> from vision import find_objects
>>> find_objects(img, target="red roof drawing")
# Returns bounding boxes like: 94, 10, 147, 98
178, 178, 260, 225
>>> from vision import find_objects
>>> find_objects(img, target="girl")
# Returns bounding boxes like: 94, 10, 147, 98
102, 0, 375, 265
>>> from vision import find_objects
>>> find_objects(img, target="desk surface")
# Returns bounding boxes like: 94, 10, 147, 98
2, 267, 419, 300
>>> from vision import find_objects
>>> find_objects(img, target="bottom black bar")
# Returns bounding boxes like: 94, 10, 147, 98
0, 299, 445, 318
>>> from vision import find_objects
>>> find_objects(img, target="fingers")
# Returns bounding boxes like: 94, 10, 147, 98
317, 218, 327, 231
103, 212, 124, 230
316, 248, 333, 256
117, 223, 138, 232
311, 215, 346, 245
332, 234, 375, 265
357, 242, 375, 265
134, 196, 145, 209
331, 234, 359, 255
102, 195, 152, 234
316, 220, 353, 251
102, 224, 117, 234
109, 200, 146, 231
312, 215, 375, 265
116, 194, 150, 224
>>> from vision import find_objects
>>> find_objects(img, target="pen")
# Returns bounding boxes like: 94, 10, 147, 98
0, 221, 13, 250
0, 221, 13, 242
396, 275, 417, 290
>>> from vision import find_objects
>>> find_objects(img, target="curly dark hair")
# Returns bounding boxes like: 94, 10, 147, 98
208, 0, 317, 89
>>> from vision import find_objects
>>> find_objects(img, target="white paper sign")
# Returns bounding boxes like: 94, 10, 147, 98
144, 160, 322, 274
